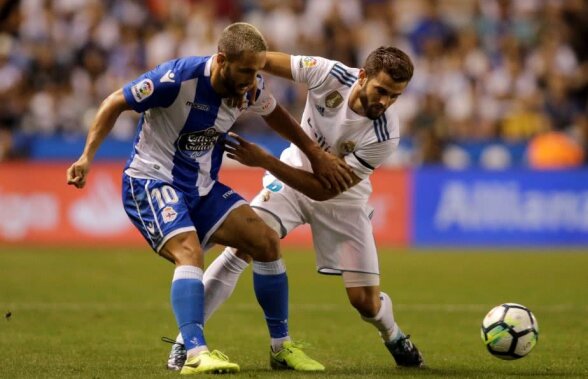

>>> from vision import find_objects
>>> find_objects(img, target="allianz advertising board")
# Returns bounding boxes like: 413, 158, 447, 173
413, 168, 588, 246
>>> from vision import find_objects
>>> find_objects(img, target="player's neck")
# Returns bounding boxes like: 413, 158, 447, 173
348, 84, 366, 117
209, 56, 229, 97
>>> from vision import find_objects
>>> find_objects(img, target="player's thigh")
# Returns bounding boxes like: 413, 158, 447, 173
209, 203, 279, 260
122, 174, 197, 255
310, 203, 379, 274
188, 181, 248, 250
159, 230, 204, 267
250, 182, 306, 238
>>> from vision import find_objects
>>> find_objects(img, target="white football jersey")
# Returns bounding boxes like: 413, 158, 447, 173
282, 55, 400, 203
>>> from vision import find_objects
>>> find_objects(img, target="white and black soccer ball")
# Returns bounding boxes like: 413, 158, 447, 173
480, 303, 539, 360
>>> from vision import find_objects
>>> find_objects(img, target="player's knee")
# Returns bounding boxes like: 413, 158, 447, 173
251, 226, 280, 262
161, 232, 202, 266
347, 288, 381, 318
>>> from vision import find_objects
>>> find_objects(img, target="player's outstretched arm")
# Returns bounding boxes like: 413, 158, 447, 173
263, 103, 353, 193
66, 89, 131, 189
263, 52, 294, 80
225, 132, 361, 201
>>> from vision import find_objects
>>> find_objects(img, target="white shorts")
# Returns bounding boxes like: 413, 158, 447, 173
251, 178, 379, 276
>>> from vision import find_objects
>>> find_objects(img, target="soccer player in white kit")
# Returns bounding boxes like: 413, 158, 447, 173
166, 46, 424, 370
66, 23, 351, 375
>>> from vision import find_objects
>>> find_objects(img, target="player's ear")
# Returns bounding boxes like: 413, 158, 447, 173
358, 69, 368, 86
217, 53, 228, 67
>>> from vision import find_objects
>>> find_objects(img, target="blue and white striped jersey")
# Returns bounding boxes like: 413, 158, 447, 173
122, 55, 276, 195
282, 55, 400, 204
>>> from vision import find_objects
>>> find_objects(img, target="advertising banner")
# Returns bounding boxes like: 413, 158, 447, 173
413, 168, 588, 246
0, 163, 410, 248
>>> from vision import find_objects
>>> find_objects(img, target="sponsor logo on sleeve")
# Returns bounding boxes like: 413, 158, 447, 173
259, 95, 274, 112
301, 56, 317, 68
131, 79, 154, 102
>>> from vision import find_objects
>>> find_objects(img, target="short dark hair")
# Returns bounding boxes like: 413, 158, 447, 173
364, 47, 414, 83
217, 22, 268, 61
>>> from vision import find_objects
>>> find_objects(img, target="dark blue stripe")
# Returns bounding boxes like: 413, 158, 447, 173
373, 118, 383, 143
329, 70, 354, 87
381, 114, 390, 140
353, 152, 374, 170
333, 64, 357, 81
209, 134, 226, 181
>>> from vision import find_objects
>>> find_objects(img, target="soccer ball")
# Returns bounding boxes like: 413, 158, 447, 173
480, 303, 539, 360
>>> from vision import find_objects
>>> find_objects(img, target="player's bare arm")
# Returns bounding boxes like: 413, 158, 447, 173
262, 103, 353, 193
226, 132, 361, 201
66, 89, 131, 188
263, 52, 294, 80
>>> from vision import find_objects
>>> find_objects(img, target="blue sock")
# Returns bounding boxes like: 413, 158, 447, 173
253, 260, 288, 338
171, 266, 206, 351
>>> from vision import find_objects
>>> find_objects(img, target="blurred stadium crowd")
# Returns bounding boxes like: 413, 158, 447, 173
0, 0, 587, 168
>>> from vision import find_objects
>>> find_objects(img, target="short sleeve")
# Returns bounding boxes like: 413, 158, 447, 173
122, 60, 182, 113
246, 74, 277, 116
290, 55, 334, 89
344, 140, 398, 180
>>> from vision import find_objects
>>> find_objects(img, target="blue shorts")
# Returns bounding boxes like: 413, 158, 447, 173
122, 173, 247, 252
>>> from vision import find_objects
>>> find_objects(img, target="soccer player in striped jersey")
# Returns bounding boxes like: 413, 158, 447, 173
66, 23, 351, 375
167, 46, 424, 370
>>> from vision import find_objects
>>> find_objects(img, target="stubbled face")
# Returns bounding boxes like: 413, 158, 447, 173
219, 51, 266, 97
358, 70, 408, 120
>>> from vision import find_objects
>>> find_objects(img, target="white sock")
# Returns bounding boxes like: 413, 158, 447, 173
204, 247, 248, 323
360, 292, 403, 343
271, 336, 291, 352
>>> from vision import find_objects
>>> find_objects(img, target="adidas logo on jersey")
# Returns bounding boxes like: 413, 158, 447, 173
315, 104, 325, 116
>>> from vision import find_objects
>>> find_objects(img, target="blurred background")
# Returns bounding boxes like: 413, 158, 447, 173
1, 0, 587, 248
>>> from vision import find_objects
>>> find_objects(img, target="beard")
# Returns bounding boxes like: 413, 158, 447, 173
359, 90, 385, 120
220, 66, 245, 97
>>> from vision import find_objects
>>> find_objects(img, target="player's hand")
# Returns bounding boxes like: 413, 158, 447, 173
309, 150, 354, 193
224, 132, 269, 168
66, 156, 91, 189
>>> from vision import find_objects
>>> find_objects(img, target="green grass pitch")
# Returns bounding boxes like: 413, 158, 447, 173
1, 247, 587, 378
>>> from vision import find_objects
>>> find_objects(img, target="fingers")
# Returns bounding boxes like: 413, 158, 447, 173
318, 176, 332, 190
66, 164, 86, 188
227, 132, 247, 144
336, 165, 354, 186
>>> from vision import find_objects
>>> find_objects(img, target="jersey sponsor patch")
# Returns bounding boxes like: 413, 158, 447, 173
301, 56, 318, 68
325, 91, 343, 108
131, 79, 154, 102
176, 127, 220, 159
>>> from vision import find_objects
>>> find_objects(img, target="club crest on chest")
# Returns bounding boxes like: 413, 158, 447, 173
325, 91, 343, 108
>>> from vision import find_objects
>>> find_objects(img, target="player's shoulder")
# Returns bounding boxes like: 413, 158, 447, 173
316, 59, 360, 90
155, 56, 211, 82
371, 107, 400, 144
